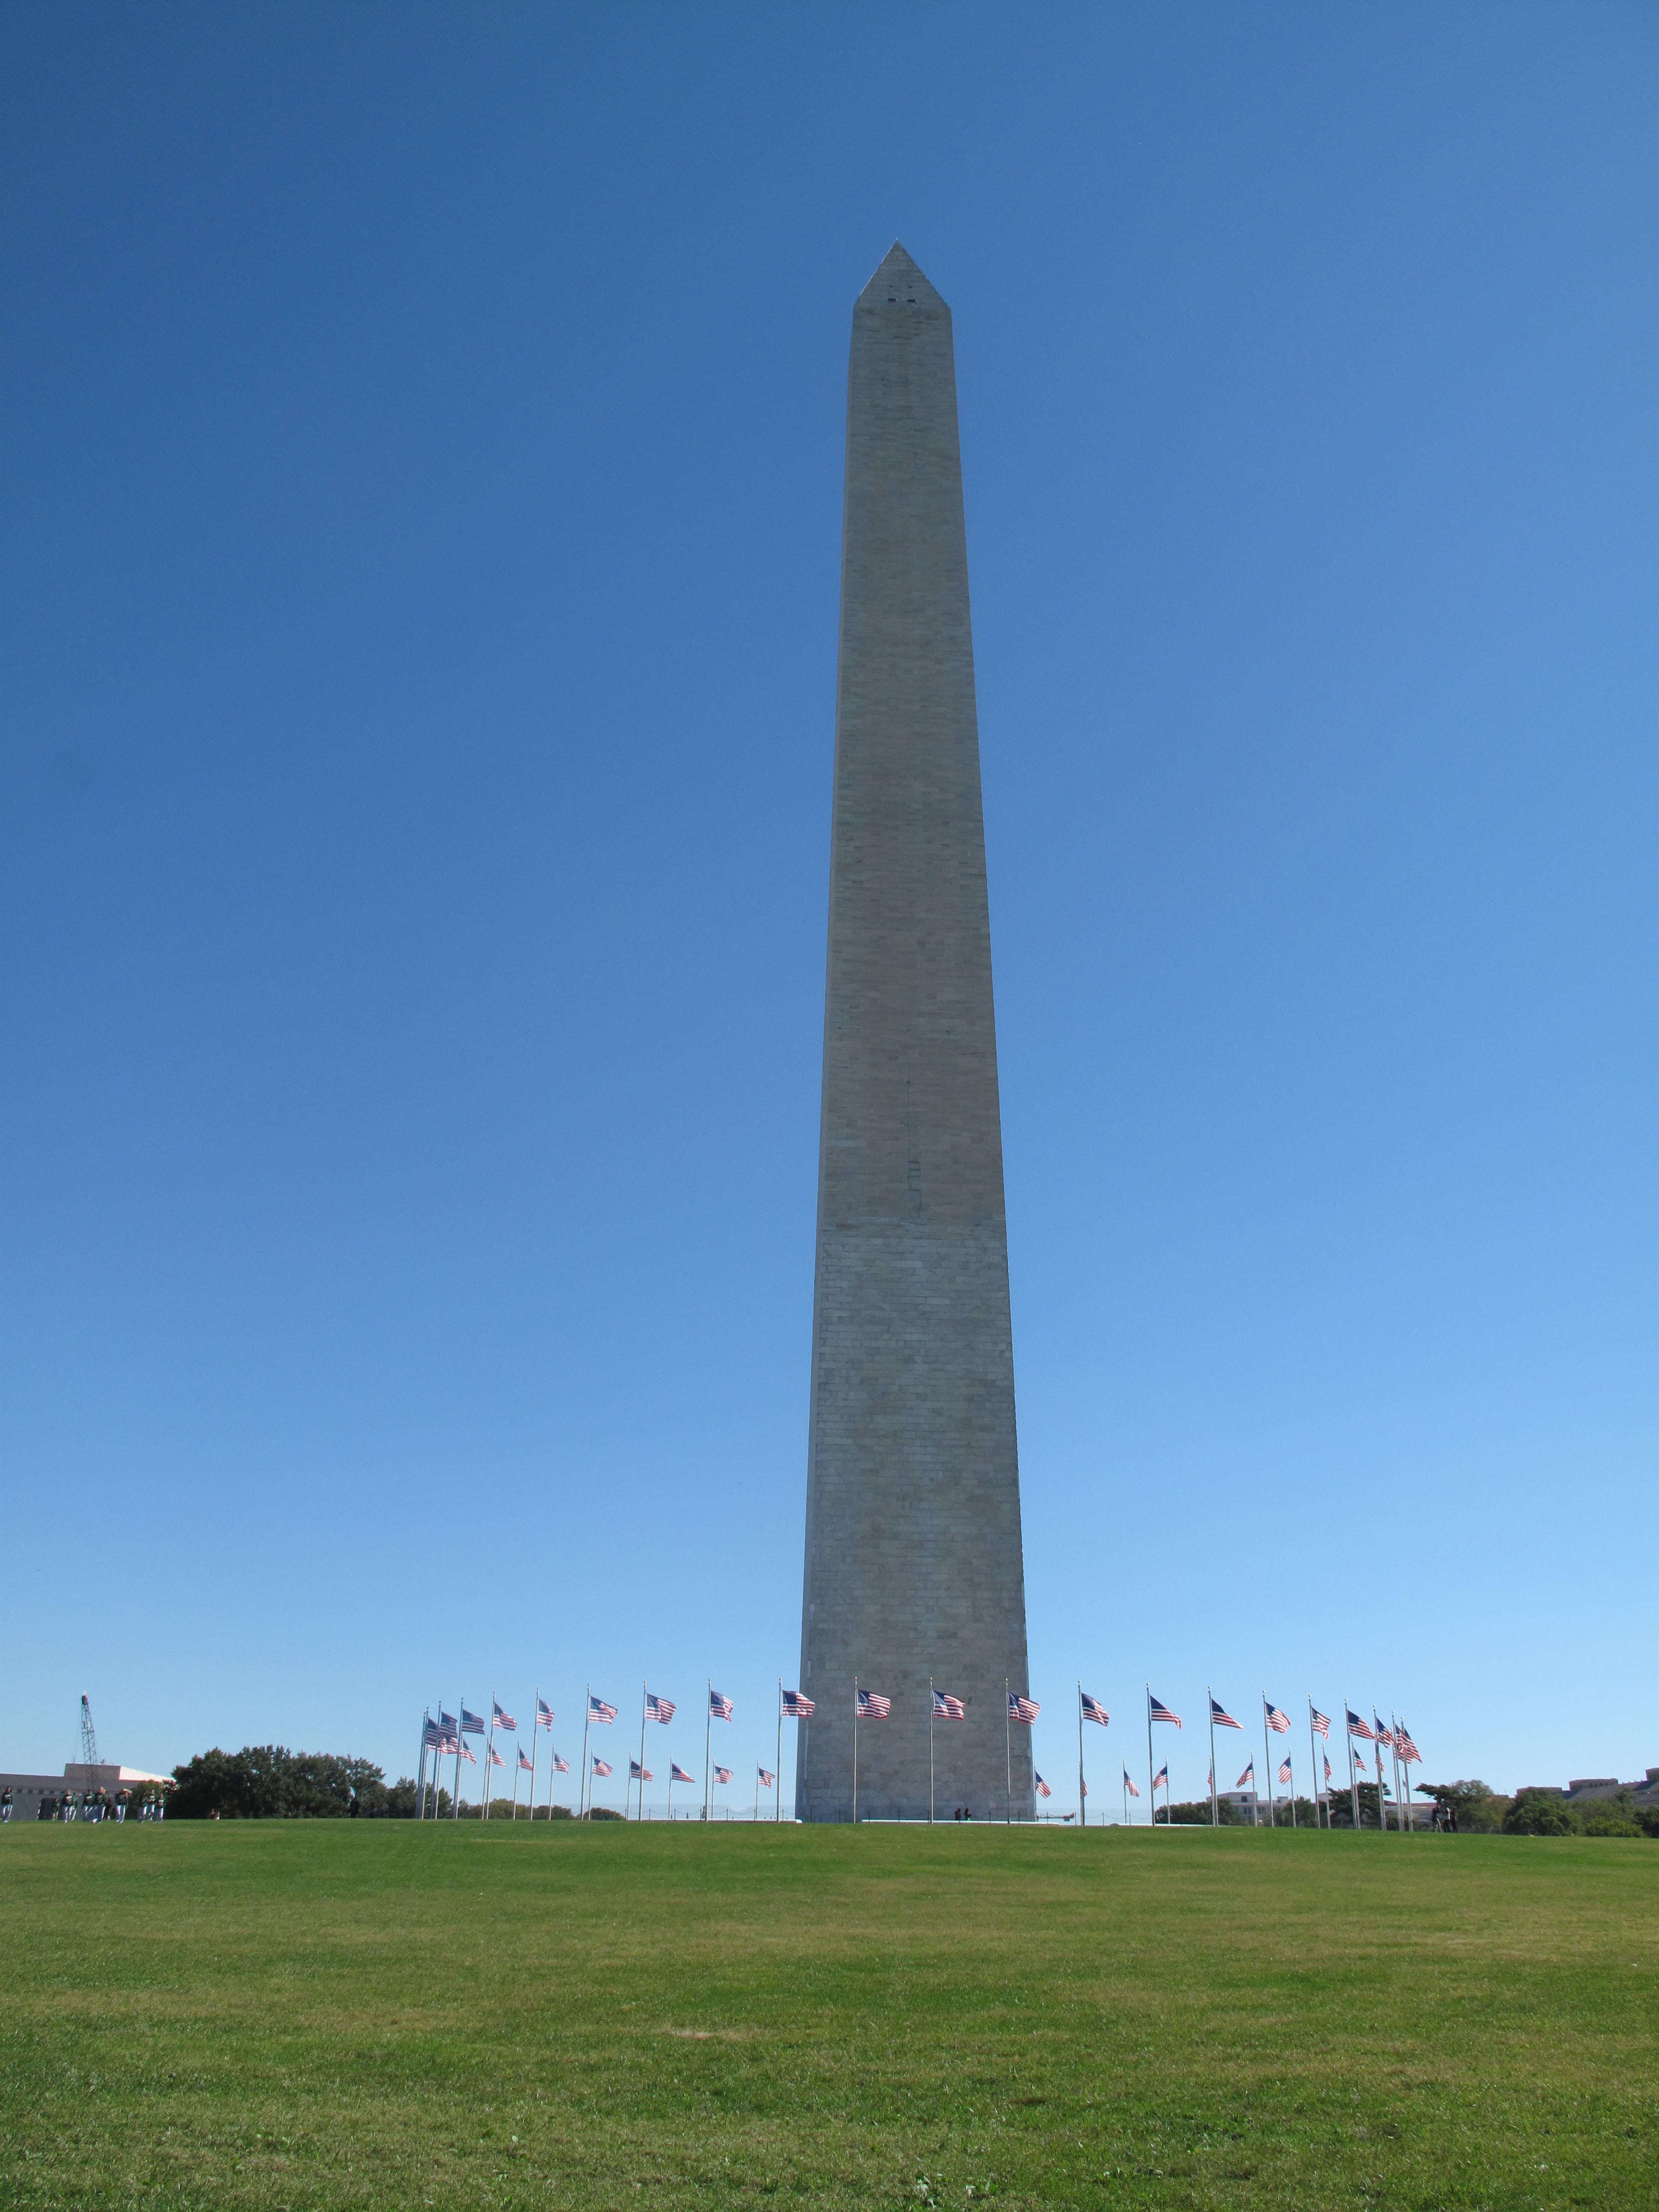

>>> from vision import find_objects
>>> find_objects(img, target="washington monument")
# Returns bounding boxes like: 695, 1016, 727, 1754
796, 244, 1033, 1822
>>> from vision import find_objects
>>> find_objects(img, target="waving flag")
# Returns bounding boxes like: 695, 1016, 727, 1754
461, 1708, 485, 1735
629, 1760, 652, 1782
669, 1762, 696, 1785
439, 1710, 457, 1732
591, 1756, 612, 1778
458, 1742, 476, 1765
857, 1689, 892, 1720
1123, 1768, 1140, 1797
1008, 1693, 1040, 1725
1397, 1725, 1421, 1764
1310, 1706, 1331, 1739
1374, 1719, 1394, 1750
589, 1695, 618, 1724
536, 1698, 555, 1729
1080, 1692, 1109, 1727
1346, 1708, 1375, 1741
1149, 1695, 1182, 1727
1034, 1772, 1052, 1799
781, 1690, 815, 1720
488, 1745, 505, 1768
1237, 1761, 1254, 1788
1264, 1702, 1290, 1734
1323, 1754, 1333, 1783
645, 1692, 675, 1725
492, 1701, 516, 1732
423, 1719, 444, 1747
713, 1766, 732, 1785
1152, 1763, 1169, 1790
709, 1689, 734, 1721
517, 1749, 533, 1772
757, 1767, 775, 1789
551, 1752, 570, 1774
1278, 1755, 1293, 1784
1210, 1697, 1242, 1730
932, 1690, 966, 1721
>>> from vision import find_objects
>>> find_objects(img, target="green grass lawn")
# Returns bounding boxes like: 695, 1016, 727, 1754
2, 1820, 1655, 2210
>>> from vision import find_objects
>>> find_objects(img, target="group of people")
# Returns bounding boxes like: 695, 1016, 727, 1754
1, 1786, 168, 1823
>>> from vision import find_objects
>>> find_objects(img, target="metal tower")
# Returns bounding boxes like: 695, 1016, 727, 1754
79, 1694, 99, 1767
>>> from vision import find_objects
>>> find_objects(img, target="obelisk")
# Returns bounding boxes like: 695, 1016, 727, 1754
796, 244, 1033, 1823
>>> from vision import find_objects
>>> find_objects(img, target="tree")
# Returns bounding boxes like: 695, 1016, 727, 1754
169, 1746, 391, 1819
1502, 1789, 1578, 1837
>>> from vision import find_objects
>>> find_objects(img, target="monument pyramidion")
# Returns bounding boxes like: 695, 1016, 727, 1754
796, 244, 1033, 1823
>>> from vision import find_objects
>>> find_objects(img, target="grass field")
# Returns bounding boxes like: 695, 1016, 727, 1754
2, 1820, 1655, 2210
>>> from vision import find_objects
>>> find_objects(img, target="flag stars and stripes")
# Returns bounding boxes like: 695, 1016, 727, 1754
1149, 1695, 1182, 1727
932, 1690, 966, 1721
1079, 1693, 1109, 1727
1008, 1693, 1039, 1725
709, 1690, 734, 1721
1210, 1698, 1242, 1730
857, 1690, 892, 1720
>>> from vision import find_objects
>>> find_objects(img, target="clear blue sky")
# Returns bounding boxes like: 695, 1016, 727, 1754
3, 7, 1653, 1808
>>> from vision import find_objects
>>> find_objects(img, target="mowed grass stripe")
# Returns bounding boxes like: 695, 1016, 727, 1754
2, 1821, 1655, 2208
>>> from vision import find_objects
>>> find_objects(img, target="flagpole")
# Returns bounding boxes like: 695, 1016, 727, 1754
452, 1700, 463, 1820
1208, 1688, 1217, 1828
775, 1680, 782, 1825
1145, 1686, 1154, 1832
753, 1765, 759, 1822
1122, 1767, 1127, 1829
703, 1680, 712, 1825
1308, 1699, 1321, 1829
852, 1677, 859, 1828
1261, 1696, 1272, 1830
1288, 1750, 1297, 1827
416, 1710, 429, 1821
485, 1706, 497, 1821
1004, 1678, 1011, 1825
580, 1686, 592, 1820
1345, 1694, 1359, 1829
527, 1689, 540, 1822
1374, 1713, 1388, 1834
1076, 1683, 1085, 1831
1393, 1711, 1407, 1835
636, 1682, 648, 1823
929, 1676, 936, 1826
511, 1731, 522, 1821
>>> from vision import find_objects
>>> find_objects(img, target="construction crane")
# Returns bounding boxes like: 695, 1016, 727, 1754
80, 1694, 100, 1767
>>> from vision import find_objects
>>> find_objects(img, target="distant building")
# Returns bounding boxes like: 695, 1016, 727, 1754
1, 1762, 171, 1822
1520, 1767, 1659, 1809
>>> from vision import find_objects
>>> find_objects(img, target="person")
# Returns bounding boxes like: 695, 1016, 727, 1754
1, 1787, 11, 1823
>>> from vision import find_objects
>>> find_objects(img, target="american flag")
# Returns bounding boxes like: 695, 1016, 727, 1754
781, 1690, 815, 1720
1210, 1697, 1242, 1729
709, 1689, 734, 1721
645, 1692, 676, 1725
423, 1719, 444, 1747
857, 1690, 892, 1720
458, 1742, 476, 1764
1374, 1718, 1393, 1749
552, 1753, 570, 1774
1123, 1768, 1140, 1797
589, 1695, 618, 1724
1278, 1755, 1292, 1784
670, 1762, 696, 1784
1034, 1772, 1052, 1799
629, 1760, 652, 1782
932, 1690, 966, 1721
1149, 1694, 1181, 1727
1080, 1692, 1109, 1727
439, 1710, 457, 1732
517, 1749, 533, 1772
757, 1767, 775, 1789
1264, 1702, 1290, 1734
436, 1733, 458, 1756
1323, 1754, 1333, 1783
591, 1756, 612, 1777
461, 1708, 485, 1735
493, 1701, 516, 1731
536, 1698, 555, 1729
713, 1766, 732, 1785
1236, 1761, 1254, 1787
1008, 1693, 1040, 1725
488, 1746, 505, 1768
1310, 1706, 1331, 1739
1347, 1708, 1375, 1741
1153, 1763, 1169, 1790
1397, 1725, 1421, 1764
